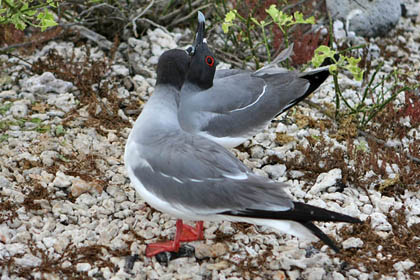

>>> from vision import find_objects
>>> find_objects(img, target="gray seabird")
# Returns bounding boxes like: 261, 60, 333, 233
124, 48, 361, 257
179, 12, 330, 148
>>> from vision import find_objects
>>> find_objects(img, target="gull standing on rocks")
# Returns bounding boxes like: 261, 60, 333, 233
124, 48, 361, 257
179, 12, 331, 148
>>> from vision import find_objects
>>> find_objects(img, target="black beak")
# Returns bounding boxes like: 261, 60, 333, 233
190, 11, 206, 55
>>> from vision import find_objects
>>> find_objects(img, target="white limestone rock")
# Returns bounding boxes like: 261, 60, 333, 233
21, 72, 74, 95
309, 168, 342, 195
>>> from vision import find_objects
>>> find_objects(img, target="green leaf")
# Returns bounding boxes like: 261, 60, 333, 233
222, 10, 237, 33
30, 118, 42, 124
329, 64, 338, 75
355, 140, 368, 152
250, 17, 260, 26
40, 18, 57, 31
344, 56, 364, 81
5, 0, 15, 7
225, 10, 236, 23
0, 134, 9, 142
20, 2, 29, 11
311, 45, 337, 67
11, 13, 26, 30
57, 154, 70, 162
55, 125, 65, 136
47, 0, 58, 8
16, 119, 25, 127
36, 125, 50, 133
266, 4, 279, 21
293, 12, 315, 25
222, 22, 232, 33
37, 8, 57, 31
311, 134, 320, 141
25, 9, 37, 17
0, 103, 12, 115
277, 11, 293, 26
311, 55, 324, 68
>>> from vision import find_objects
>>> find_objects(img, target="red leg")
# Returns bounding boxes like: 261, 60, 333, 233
146, 219, 183, 257
179, 221, 204, 242
145, 220, 205, 257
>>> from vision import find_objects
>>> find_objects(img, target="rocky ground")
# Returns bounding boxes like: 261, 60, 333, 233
0, 1, 420, 280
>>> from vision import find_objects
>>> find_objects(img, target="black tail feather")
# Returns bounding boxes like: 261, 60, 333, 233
277, 68, 330, 116
301, 221, 340, 253
294, 53, 339, 102
291, 202, 362, 224
300, 69, 330, 100
223, 202, 361, 224
221, 201, 362, 252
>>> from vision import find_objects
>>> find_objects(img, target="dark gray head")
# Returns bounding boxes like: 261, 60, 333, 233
186, 11, 216, 90
156, 49, 191, 90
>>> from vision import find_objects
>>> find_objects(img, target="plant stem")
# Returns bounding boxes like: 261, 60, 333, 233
361, 62, 383, 104
362, 86, 410, 128
333, 74, 340, 118
260, 23, 271, 63
339, 44, 366, 53
280, 25, 290, 68
245, 16, 259, 68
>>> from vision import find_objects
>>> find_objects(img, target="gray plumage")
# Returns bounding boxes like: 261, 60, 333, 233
180, 67, 326, 139
125, 49, 361, 254
179, 12, 330, 147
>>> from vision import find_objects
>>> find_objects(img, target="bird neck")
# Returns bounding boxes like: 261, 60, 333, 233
136, 85, 181, 131
182, 81, 207, 97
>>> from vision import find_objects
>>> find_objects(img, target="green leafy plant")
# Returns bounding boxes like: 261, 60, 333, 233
265, 4, 315, 49
0, 0, 59, 31
29, 117, 50, 132
311, 45, 415, 128
221, 4, 315, 68
312, 45, 364, 81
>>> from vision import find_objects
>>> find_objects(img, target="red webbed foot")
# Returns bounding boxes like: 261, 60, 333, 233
146, 220, 204, 257
179, 221, 204, 242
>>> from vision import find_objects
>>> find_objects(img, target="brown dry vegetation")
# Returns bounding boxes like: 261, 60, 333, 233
30, 39, 130, 135
338, 207, 420, 279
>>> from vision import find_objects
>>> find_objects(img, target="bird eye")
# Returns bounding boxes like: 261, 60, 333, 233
205, 56, 214, 67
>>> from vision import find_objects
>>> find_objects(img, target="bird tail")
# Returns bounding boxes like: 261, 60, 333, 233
221, 202, 361, 252
274, 65, 330, 116
297, 53, 340, 103
292, 202, 362, 252
296, 67, 330, 102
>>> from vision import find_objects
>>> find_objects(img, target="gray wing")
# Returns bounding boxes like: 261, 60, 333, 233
179, 69, 310, 138
129, 132, 293, 214
214, 69, 248, 79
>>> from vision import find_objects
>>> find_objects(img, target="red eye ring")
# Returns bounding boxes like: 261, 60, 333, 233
205, 56, 214, 67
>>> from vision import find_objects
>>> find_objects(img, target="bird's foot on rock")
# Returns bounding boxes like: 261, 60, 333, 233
179, 221, 204, 242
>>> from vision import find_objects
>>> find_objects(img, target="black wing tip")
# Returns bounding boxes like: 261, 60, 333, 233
221, 202, 362, 225
292, 202, 362, 224
302, 222, 340, 253
301, 69, 330, 94
346, 216, 363, 224
279, 68, 330, 114
221, 205, 363, 253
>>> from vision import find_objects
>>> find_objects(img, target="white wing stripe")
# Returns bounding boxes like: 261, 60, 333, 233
160, 172, 184, 184
223, 173, 248, 180
189, 178, 205, 183
229, 85, 267, 113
